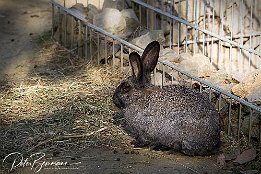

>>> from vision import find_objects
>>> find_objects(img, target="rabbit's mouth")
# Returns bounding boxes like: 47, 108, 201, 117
112, 91, 126, 109
113, 80, 134, 109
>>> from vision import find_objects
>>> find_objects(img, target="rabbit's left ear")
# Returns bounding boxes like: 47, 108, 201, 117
141, 41, 160, 73
129, 51, 144, 83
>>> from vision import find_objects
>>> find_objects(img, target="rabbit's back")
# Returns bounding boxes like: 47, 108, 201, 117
123, 85, 220, 155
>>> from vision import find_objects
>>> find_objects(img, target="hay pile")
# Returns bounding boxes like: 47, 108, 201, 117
0, 38, 133, 159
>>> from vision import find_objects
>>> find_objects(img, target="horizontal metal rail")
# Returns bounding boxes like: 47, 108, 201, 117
160, 60, 261, 113
131, 0, 261, 57
51, 0, 261, 113
51, 0, 143, 52
184, 34, 261, 46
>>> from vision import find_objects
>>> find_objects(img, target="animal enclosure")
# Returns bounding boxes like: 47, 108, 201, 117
134, 0, 261, 74
51, 0, 261, 150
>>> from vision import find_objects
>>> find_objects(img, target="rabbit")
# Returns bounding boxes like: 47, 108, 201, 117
112, 41, 220, 156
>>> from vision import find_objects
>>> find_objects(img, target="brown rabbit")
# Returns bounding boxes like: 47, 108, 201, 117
113, 41, 220, 156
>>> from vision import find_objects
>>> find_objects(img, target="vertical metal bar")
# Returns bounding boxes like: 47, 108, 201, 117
128, 48, 132, 75
228, 99, 232, 135
131, 0, 134, 10
171, 0, 175, 49
58, 7, 62, 43
259, 33, 261, 69
139, 3, 142, 25
171, 69, 174, 84
112, 40, 115, 69
218, 0, 223, 70
248, 108, 253, 143
85, 26, 88, 59
158, 1, 162, 30
177, 0, 181, 55
199, 84, 202, 93
146, 0, 149, 29
238, 104, 242, 140
229, 2, 233, 73
97, 33, 100, 64
71, 16, 74, 49
170, 18, 172, 49
63, 0, 65, 7
211, 0, 214, 65
162, 65, 165, 87
90, 29, 93, 61
229, 42, 232, 73
120, 44, 124, 71
154, 68, 157, 86
207, 2, 210, 59
77, 20, 81, 57
197, 0, 200, 53
193, 0, 198, 55
259, 112, 261, 148
253, 0, 257, 70
51, 3, 55, 38
253, 0, 257, 13
159, 65, 162, 88
64, 12, 67, 47
105, 36, 108, 65
249, 0, 253, 71
203, 1, 206, 55
239, 0, 244, 72
185, 0, 188, 53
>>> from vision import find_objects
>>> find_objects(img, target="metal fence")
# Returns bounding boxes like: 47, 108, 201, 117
133, 0, 261, 74
51, 0, 261, 147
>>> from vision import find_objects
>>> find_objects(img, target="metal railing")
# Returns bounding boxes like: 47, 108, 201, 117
51, 0, 261, 147
132, 0, 261, 73
132, 0, 261, 55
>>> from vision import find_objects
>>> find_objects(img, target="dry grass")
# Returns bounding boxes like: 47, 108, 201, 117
0, 39, 133, 160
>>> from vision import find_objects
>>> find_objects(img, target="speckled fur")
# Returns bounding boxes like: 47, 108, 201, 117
113, 41, 220, 156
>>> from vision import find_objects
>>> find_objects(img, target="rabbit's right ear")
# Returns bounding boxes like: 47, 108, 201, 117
129, 52, 144, 83
141, 41, 160, 74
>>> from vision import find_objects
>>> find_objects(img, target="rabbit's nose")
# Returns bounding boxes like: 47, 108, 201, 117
113, 92, 126, 109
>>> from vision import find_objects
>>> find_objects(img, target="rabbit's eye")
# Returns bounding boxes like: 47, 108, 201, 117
122, 82, 132, 93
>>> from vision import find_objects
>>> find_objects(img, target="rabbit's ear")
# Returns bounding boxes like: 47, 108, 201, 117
129, 52, 144, 82
141, 41, 160, 73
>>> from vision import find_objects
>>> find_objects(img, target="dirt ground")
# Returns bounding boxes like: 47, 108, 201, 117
0, 0, 256, 174
0, 0, 52, 80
